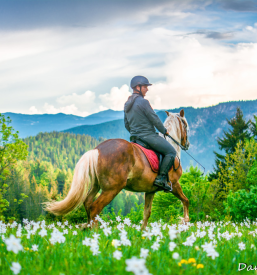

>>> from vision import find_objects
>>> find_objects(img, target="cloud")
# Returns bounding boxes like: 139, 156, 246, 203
189, 30, 234, 40
220, 0, 257, 12
43, 103, 90, 117
99, 85, 131, 110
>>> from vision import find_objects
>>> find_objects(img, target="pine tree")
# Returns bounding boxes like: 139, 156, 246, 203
250, 115, 257, 139
209, 107, 251, 181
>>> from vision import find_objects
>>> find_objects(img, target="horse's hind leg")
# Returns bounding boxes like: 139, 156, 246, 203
172, 181, 189, 223
81, 182, 100, 229
141, 192, 155, 230
89, 186, 124, 227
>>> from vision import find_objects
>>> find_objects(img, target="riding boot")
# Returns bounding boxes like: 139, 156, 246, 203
153, 155, 175, 192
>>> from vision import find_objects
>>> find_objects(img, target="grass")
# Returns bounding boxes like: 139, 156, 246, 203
0, 218, 257, 275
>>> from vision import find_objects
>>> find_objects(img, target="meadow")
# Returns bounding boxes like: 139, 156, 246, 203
1, 216, 257, 275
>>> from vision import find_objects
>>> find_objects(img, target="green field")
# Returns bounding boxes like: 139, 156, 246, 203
1, 217, 257, 275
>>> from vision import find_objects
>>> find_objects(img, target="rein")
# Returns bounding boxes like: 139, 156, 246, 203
166, 133, 206, 176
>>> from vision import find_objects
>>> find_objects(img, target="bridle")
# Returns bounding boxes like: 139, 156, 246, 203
165, 114, 205, 175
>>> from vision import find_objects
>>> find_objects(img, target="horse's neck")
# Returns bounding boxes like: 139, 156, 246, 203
165, 116, 182, 158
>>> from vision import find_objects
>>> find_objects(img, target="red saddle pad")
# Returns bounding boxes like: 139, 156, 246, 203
132, 143, 160, 173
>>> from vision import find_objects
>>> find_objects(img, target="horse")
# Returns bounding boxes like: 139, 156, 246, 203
45, 109, 190, 229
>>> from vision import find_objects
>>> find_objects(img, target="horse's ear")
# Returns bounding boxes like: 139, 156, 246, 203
165, 111, 169, 117
180, 109, 184, 117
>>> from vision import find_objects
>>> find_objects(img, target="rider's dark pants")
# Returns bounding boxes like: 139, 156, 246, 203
139, 134, 176, 175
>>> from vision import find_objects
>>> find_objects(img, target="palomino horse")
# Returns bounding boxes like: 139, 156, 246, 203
45, 109, 190, 229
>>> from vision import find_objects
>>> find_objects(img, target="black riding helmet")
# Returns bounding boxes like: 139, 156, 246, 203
130, 76, 152, 96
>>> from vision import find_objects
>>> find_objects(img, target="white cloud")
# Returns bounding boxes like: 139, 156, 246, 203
43, 103, 90, 117
99, 85, 131, 110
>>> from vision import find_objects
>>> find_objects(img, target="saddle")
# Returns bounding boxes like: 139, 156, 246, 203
130, 136, 164, 173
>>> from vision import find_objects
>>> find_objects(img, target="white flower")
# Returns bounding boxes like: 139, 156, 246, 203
207, 249, 219, 260
142, 231, 152, 240
113, 250, 122, 260
10, 262, 21, 274
5, 235, 23, 254
168, 228, 177, 240
103, 227, 112, 236
151, 241, 160, 251
38, 229, 47, 237
63, 229, 68, 235
31, 244, 38, 251
172, 252, 179, 260
238, 242, 245, 251
140, 248, 149, 259
116, 216, 121, 222
64, 221, 68, 225
92, 233, 100, 239
112, 239, 121, 248
72, 231, 78, 235
75, 225, 79, 229
82, 237, 91, 246
125, 257, 151, 275
124, 218, 131, 226
169, 242, 177, 251
49, 230, 65, 244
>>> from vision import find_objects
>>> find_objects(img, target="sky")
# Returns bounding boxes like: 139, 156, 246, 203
1, 0, 257, 117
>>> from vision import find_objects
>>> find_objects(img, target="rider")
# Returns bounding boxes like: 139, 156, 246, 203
124, 75, 176, 192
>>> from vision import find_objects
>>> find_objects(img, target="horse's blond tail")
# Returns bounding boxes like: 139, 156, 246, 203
44, 149, 99, 216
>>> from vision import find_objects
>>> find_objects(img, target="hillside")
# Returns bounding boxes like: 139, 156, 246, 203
23, 132, 105, 170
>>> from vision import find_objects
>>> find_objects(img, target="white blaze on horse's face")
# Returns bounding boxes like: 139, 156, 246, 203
163, 109, 190, 157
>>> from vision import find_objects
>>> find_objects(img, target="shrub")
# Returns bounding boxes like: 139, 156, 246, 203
224, 185, 257, 221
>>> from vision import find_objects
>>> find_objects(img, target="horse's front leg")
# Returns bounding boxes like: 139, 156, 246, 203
172, 181, 189, 223
141, 192, 155, 230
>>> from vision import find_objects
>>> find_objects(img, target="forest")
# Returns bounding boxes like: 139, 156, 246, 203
0, 107, 257, 224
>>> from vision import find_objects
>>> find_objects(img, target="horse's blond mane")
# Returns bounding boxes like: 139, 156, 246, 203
159, 112, 189, 158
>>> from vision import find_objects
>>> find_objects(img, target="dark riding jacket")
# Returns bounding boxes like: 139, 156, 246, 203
124, 93, 167, 137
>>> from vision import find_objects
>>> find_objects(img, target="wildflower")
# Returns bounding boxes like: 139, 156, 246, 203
92, 233, 100, 239
168, 228, 177, 240
151, 241, 160, 251
195, 246, 200, 250
103, 227, 112, 236
251, 244, 256, 249
10, 262, 21, 274
63, 229, 68, 235
116, 216, 121, 222
142, 230, 152, 240
82, 237, 91, 246
169, 242, 177, 251
31, 244, 38, 251
238, 242, 245, 251
172, 252, 179, 260
125, 257, 151, 275
140, 248, 149, 259
38, 228, 47, 237
113, 250, 122, 260
72, 231, 78, 236
5, 235, 23, 254
124, 218, 131, 226
197, 264, 204, 269
112, 239, 121, 248
180, 259, 188, 264
49, 230, 65, 245
188, 258, 196, 264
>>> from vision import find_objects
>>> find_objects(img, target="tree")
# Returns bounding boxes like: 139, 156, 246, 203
0, 114, 28, 220
250, 115, 257, 140
209, 107, 250, 181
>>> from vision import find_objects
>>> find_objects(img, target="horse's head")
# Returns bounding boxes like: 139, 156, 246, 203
164, 109, 190, 152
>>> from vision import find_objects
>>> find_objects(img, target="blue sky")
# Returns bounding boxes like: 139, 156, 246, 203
1, 0, 257, 116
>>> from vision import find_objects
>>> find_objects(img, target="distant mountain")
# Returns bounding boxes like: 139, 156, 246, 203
62, 100, 257, 172
2, 109, 125, 138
